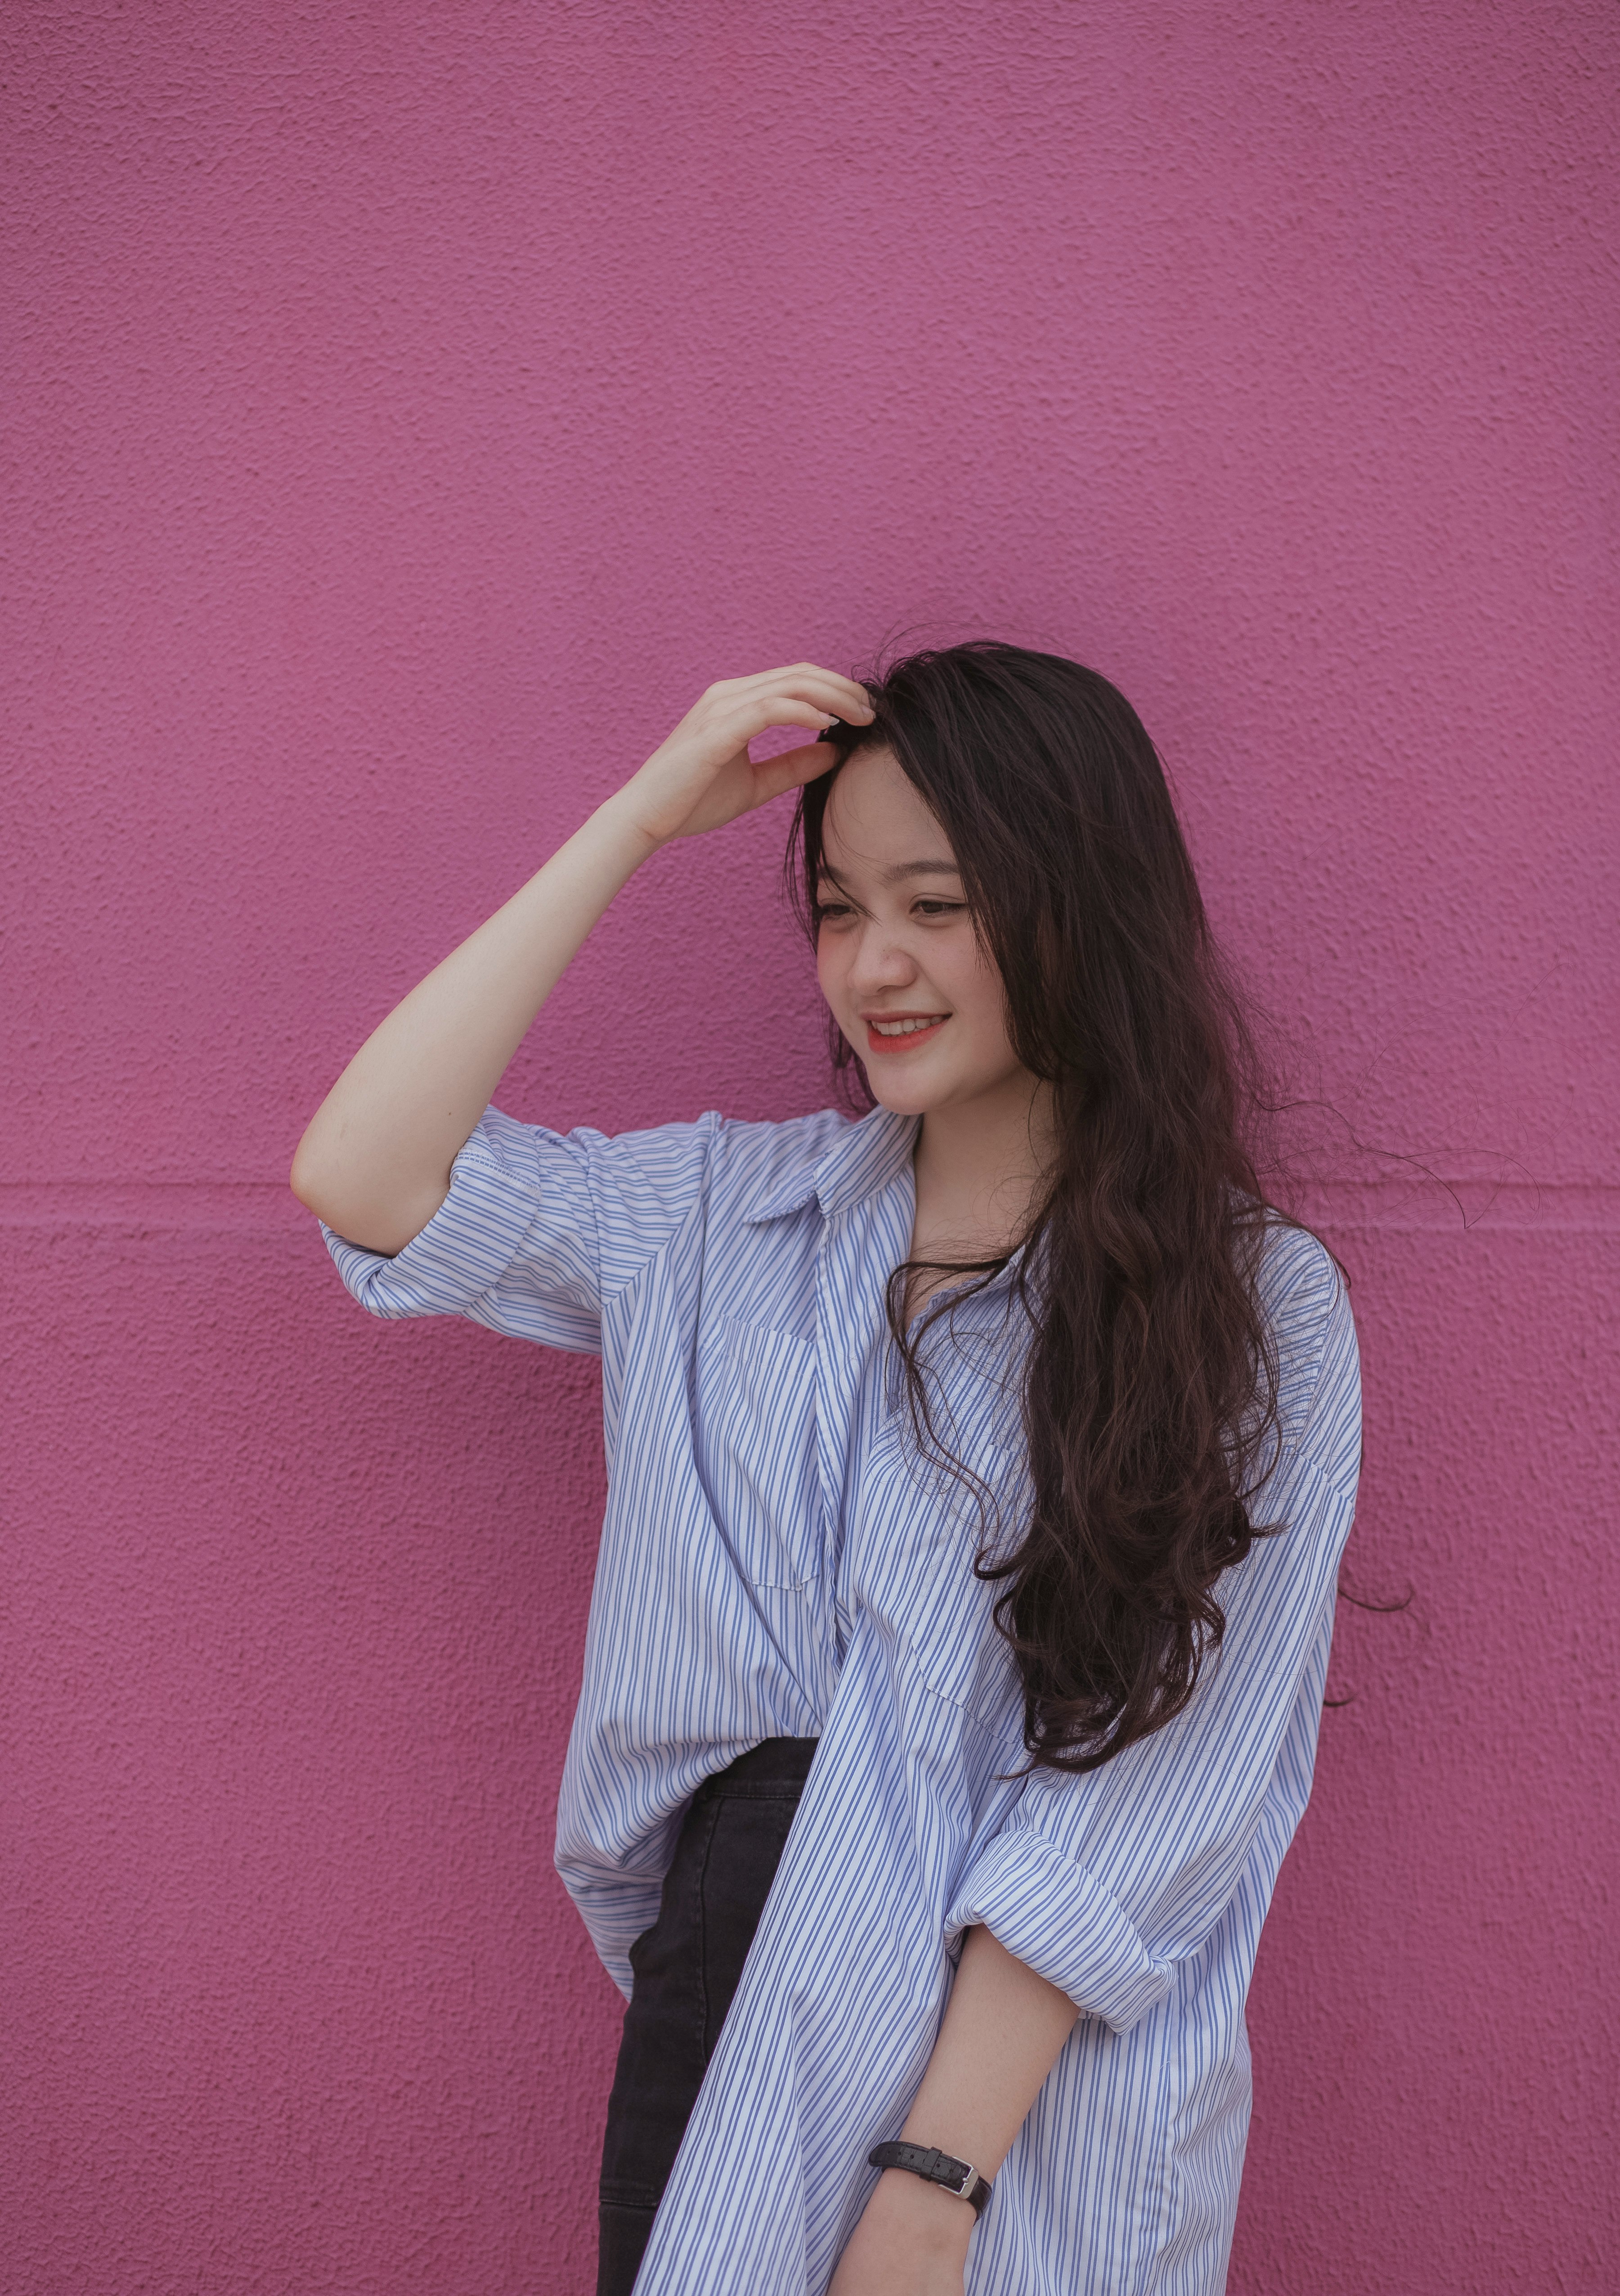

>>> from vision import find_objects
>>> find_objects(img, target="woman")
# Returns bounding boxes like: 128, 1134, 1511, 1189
291, 643, 1361, 2296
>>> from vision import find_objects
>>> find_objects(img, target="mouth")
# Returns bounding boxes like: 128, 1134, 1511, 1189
861, 1011, 950, 1056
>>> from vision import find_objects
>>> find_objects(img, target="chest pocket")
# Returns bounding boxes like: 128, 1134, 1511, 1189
859, 1430, 1023, 1717
697, 1314, 823, 1591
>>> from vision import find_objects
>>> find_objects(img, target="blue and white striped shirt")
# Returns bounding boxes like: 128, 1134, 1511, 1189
323, 1100, 1361, 2295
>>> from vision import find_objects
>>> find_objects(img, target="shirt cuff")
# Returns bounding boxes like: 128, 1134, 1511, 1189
321, 1117, 541, 1321
562, 1874, 666, 2003
944, 1826, 1173, 2032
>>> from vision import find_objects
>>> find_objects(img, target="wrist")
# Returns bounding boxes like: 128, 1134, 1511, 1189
871, 2168, 975, 2258
587, 786, 668, 863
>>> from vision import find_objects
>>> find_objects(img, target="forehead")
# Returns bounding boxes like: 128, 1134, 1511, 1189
819, 746, 958, 874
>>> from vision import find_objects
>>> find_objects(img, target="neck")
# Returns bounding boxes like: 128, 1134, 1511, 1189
911, 1073, 1058, 1263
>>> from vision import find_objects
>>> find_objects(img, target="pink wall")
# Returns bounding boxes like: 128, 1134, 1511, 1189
4, 4, 1616, 2290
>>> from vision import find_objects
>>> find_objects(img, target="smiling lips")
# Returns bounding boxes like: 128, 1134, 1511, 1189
863, 1011, 949, 1056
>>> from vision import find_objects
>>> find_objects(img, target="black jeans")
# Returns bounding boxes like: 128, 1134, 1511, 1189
597, 1738, 817, 2296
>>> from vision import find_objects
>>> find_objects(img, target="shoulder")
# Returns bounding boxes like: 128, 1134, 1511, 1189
1251, 1214, 1361, 1490
478, 1102, 853, 1227
1252, 1215, 1348, 1360
710, 1105, 853, 1217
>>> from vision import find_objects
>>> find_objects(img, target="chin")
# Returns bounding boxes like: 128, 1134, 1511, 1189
862, 1072, 952, 1118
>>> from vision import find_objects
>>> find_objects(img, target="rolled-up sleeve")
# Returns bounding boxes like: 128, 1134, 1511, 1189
945, 1227, 1362, 2031
321, 1103, 719, 1355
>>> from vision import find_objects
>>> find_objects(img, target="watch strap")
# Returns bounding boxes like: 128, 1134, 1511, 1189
867, 2139, 993, 2217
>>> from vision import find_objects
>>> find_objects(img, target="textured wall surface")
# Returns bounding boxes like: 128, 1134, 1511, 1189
4, 4, 1616, 2291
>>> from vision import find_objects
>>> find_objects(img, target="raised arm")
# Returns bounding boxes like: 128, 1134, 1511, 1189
288, 665, 871, 1254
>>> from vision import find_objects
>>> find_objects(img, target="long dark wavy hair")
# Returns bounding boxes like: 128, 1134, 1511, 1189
790, 640, 1315, 1775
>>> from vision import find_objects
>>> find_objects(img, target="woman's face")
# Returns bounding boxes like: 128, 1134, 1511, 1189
815, 746, 1035, 1120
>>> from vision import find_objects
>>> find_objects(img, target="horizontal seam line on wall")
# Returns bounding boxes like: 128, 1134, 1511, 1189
0, 1180, 1615, 1236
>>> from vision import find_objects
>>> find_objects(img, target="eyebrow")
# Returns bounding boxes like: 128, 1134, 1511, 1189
816, 858, 963, 887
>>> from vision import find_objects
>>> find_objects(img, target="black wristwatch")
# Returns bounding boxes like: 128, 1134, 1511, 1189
867, 2140, 994, 2218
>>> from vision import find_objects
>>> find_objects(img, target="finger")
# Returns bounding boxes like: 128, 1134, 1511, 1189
745, 740, 840, 807
727, 665, 875, 719
783, 669, 875, 719
718, 674, 867, 720
745, 679, 873, 731
714, 695, 843, 746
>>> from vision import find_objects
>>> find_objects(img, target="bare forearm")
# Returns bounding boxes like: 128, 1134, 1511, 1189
830, 1927, 1077, 2293
290, 794, 654, 1253
902, 1923, 1078, 2174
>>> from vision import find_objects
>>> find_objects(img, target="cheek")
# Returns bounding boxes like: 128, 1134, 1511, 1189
937, 938, 999, 1017
943, 943, 1016, 1058
815, 933, 847, 1013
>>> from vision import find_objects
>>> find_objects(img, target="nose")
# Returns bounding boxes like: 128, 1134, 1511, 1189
846, 918, 918, 998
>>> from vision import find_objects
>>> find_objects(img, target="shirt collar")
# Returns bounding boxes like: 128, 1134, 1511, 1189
744, 1104, 920, 1225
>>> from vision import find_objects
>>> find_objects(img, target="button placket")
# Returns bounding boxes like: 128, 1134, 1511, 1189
813, 1178, 915, 1660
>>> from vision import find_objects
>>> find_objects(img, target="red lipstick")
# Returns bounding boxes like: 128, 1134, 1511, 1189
862, 1012, 949, 1057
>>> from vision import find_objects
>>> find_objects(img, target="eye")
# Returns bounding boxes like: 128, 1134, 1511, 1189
913, 898, 967, 919
815, 898, 855, 923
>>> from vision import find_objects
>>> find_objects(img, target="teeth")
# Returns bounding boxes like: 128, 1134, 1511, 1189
871, 1016, 945, 1037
